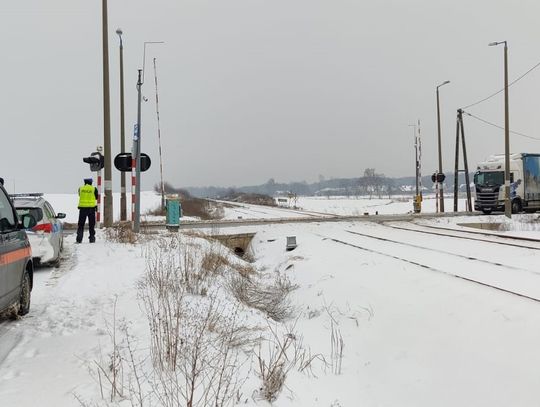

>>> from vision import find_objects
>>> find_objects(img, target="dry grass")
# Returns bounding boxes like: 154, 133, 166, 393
201, 250, 230, 276
324, 306, 345, 376
227, 272, 297, 322
232, 263, 256, 278
255, 321, 325, 402
104, 222, 138, 244
86, 236, 253, 406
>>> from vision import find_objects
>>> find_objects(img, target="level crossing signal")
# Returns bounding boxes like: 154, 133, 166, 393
431, 172, 446, 183
114, 153, 151, 172
82, 152, 104, 172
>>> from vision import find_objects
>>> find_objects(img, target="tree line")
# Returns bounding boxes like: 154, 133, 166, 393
167, 170, 474, 199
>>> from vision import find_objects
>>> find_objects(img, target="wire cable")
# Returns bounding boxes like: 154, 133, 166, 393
461, 60, 540, 110
462, 110, 540, 141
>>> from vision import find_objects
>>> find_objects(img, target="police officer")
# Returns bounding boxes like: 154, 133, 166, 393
76, 178, 98, 243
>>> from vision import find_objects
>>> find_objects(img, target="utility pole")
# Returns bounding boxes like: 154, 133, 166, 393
436, 80, 450, 213
116, 28, 127, 221
489, 40, 511, 218
417, 120, 423, 202
453, 109, 472, 212
133, 70, 142, 233
101, 0, 113, 226
504, 43, 511, 218
409, 123, 421, 213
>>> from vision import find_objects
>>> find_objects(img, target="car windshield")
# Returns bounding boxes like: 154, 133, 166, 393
475, 171, 504, 186
16, 207, 43, 223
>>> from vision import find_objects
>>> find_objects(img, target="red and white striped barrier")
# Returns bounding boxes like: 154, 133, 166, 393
96, 170, 102, 227
131, 157, 136, 221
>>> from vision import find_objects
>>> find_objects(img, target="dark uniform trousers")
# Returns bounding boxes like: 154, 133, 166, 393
77, 208, 96, 243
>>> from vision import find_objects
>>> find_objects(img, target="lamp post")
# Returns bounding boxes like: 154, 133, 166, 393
489, 41, 511, 218
436, 80, 450, 212
116, 28, 127, 221
101, 0, 113, 226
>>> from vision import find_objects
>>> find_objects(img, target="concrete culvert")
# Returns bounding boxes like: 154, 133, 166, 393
234, 247, 245, 257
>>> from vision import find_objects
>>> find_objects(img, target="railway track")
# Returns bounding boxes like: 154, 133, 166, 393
382, 222, 540, 250
214, 199, 335, 219
407, 221, 540, 243
319, 231, 540, 304
345, 229, 536, 273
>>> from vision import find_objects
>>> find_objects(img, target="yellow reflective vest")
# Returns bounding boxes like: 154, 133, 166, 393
78, 184, 97, 208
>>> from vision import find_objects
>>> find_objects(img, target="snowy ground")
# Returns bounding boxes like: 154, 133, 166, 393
287, 195, 470, 217
220, 195, 470, 221
1, 197, 540, 406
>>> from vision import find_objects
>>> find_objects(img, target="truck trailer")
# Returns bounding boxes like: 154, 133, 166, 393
474, 153, 540, 214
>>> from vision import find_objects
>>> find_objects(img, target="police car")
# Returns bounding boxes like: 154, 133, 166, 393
0, 183, 36, 316
12, 194, 66, 266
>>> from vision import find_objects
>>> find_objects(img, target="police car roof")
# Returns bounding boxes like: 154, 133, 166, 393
11, 194, 46, 207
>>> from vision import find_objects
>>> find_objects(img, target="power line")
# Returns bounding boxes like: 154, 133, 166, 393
462, 110, 540, 141
461, 60, 540, 110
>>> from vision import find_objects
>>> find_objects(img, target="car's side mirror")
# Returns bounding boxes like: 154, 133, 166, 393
20, 214, 37, 229
56, 213, 66, 219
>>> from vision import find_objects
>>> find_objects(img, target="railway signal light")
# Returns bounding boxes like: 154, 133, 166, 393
431, 172, 446, 183
83, 152, 105, 172
114, 152, 151, 172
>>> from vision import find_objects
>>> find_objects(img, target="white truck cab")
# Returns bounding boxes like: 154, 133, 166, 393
474, 153, 540, 214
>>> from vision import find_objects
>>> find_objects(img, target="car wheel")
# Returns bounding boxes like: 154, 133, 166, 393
18, 271, 31, 316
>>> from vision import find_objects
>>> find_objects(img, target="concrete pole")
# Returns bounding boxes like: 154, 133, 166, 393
117, 29, 127, 221
133, 70, 142, 233
504, 43, 511, 218
101, 0, 113, 226
489, 40, 511, 218
436, 81, 450, 212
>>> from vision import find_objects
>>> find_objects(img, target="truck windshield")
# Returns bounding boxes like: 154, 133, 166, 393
475, 171, 504, 186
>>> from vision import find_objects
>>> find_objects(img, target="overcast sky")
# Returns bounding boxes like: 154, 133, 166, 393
2, 0, 540, 193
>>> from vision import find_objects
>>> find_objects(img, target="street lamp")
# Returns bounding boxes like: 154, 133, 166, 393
116, 28, 127, 221
436, 80, 450, 212
101, 0, 113, 226
489, 40, 511, 218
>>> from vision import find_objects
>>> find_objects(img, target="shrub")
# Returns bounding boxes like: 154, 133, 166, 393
227, 272, 297, 322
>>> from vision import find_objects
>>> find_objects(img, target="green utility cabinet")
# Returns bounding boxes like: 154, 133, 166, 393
166, 196, 182, 229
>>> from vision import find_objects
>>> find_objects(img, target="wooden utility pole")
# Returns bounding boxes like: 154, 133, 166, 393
453, 109, 472, 212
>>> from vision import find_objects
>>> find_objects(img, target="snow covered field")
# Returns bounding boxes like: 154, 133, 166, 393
1, 196, 540, 406
291, 195, 470, 216
220, 195, 469, 220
